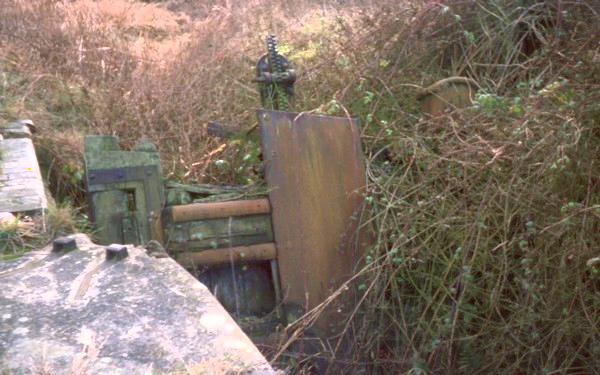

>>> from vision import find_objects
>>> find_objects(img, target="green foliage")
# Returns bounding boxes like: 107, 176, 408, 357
0, 201, 87, 257
341, 2, 600, 373
1, 0, 599, 373
222, 138, 263, 185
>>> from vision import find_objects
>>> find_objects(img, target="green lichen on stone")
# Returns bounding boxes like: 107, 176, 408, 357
84, 136, 164, 245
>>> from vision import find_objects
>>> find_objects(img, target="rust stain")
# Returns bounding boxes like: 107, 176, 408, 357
257, 110, 367, 335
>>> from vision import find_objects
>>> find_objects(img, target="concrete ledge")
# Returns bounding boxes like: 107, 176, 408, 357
0, 136, 47, 215
0, 234, 276, 374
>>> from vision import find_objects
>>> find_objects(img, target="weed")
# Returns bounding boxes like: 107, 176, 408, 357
0, 0, 598, 373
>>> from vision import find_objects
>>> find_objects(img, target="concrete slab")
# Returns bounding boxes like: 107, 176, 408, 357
0, 137, 47, 214
0, 234, 276, 374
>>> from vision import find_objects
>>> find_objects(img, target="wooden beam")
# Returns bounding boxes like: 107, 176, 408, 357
167, 199, 271, 223
175, 243, 277, 268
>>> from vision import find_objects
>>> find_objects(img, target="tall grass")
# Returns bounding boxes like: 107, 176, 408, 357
0, 0, 598, 373
262, 1, 599, 373
320, 2, 599, 373
0, 0, 364, 199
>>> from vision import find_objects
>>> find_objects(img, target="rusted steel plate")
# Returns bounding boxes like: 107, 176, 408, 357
176, 243, 277, 268
257, 110, 366, 335
168, 199, 271, 223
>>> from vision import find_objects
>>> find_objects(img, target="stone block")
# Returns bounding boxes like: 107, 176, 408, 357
0, 138, 48, 215
0, 234, 276, 374
84, 135, 164, 245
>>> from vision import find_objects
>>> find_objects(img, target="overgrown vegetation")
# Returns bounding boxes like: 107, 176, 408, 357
338, 2, 599, 373
0, 201, 87, 257
0, 0, 598, 373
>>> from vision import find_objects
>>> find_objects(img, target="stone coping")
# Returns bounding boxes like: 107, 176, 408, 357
0, 234, 277, 374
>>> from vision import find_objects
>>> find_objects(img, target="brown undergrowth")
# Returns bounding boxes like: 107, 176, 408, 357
0, 0, 361, 199
284, 2, 599, 373
0, 0, 599, 373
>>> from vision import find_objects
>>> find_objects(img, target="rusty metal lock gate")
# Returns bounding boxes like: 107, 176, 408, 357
84, 110, 367, 337
258, 110, 367, 335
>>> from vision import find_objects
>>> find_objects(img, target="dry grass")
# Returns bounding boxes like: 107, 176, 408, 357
255, 1, 600, 373
0, 201, 86, 257
0, 0, 362, 196
0, 214, 39, 257
274, 2, 599, 373
1, 0, 599, 373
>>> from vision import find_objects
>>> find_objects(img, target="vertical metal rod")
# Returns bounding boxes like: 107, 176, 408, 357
227, 216, 241, 317
270, 259, 283, 319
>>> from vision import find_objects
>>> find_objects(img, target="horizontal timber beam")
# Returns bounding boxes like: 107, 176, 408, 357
176, 242, 277, 268
167, 199, 271, 223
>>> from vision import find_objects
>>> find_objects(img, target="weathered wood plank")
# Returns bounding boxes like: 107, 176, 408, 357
176, 242, 277, 267
167, 199, 271, 223
165, 214, 273, 251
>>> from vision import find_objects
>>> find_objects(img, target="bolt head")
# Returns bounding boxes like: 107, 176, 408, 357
106, 244, 128, 261
52, 236, 77, 253
20, 119, 35, 129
